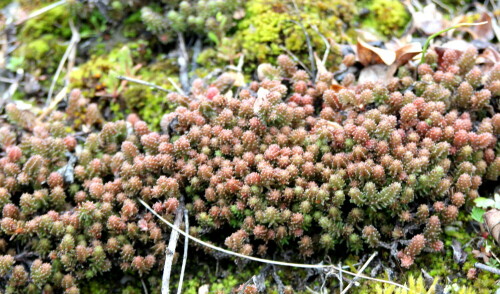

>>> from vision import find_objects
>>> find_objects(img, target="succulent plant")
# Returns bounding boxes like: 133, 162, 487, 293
0, 46, 498, 291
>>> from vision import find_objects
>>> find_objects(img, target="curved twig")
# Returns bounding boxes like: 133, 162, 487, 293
46, 18, 80, 107
139, 199, 409, 291
176, 209, 189, 294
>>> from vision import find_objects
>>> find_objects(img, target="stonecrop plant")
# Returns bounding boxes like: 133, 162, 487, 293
140, 0, 243, 43
0, 47, 499, 292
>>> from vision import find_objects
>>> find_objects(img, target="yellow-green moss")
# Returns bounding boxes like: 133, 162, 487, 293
70, 45, 177, 128
221, 0, 355, 70
360, 0, 410, 37
19, 5, 71, 40
12, 5, 70, 79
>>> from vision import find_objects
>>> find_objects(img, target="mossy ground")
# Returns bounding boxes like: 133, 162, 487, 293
3, 0, 499, 293
75, 211, 498, 293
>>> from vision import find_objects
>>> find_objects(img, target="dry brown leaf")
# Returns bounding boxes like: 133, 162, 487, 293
314, 52, 327, 77
358, 64, 389, 84
440, 40, 476, 52
471, 13, 494, 40
411, 3, 446, 35
451, 9, 494, 41
478, 47, 500, 64
330, 84, 346, 93
395, 42, 422, 65
253, 87, 269, 114
354, 29, 383, 43
356, 38, 396, 66
485, 209, 500, 244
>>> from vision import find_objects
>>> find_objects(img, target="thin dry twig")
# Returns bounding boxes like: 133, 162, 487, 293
0, 77, 20, 84
310, 25, 330, 66
340, 252, 378, 294
141, 278, 149, 294
337, 262, 343, 293
168, 78, 185, 96
162, 208, 183, 294
46, 18, 80, 107
176, 209, 189, 294
15, 0, 67, 26
475, 262, 500, 275
289, 19, 316, 79
117, 76, 172, 93
139, 199, 409, 291
177, 33, 189, 93
37, 86, 67, 122
278, 45, 313, 78
0, 72, 21, 109
289, 0, 316, 78
271, 266, 285, 294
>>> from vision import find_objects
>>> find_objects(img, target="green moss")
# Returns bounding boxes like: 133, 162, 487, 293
69, 45, 177, 129
10, 5, 71, 80
19, 5, 71, 40
0, 0, 11, 9
220, 0, 354, 71
14, 34, 67, 83
359, 0, 411, 38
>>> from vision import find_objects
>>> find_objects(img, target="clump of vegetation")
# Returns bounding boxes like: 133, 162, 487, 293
13, 5, 70, 78
140, 0, 244, 44
227, 0, 355, 68
360, 0, 411, 37
69, 45, 177, 129
0, 43, 498, 291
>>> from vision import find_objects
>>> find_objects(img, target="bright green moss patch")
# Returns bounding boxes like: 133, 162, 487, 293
228, 0, 354, 70
359, 0, 411, 38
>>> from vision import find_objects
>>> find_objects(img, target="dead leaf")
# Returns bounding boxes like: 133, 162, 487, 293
472, 248, 490, 263
477, 47, 500, 72
233, 8, 245, 20
472, 13, 494, 40
314, 52, 327, 77
357, 38, 396, 66
395, 42, 422, 65
451, 239, 467, 264
330, 84, 346, 93
440, 40, 476, 52
358, 64, 389, 84
485, 209, 500, 244
411, 3, 446, 35
198, 284, 210, 294
354, 29, 384, 43
254, 88, 269, 114
226, 71, 245, 87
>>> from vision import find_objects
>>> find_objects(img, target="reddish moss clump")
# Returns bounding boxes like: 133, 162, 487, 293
0, 48, 498, 291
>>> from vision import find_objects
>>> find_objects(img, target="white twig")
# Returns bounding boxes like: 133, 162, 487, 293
338, 262, 343, 293
117, 76, 172, 93
15, 0, 68, 25
475, 262, 500, 275
311, 25, 330, 66
340, 252, 378, 294
278, 45, 313, 78
168, 78, 185, 96
46, 18, 80, 107
177, 32, 189, 93
162, 208, 183, 294
38, 86, 67, 122
176, 209, 189, 294
141, 278, 149, 294
0, 77, 20, 84
139, 199, 409, 291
